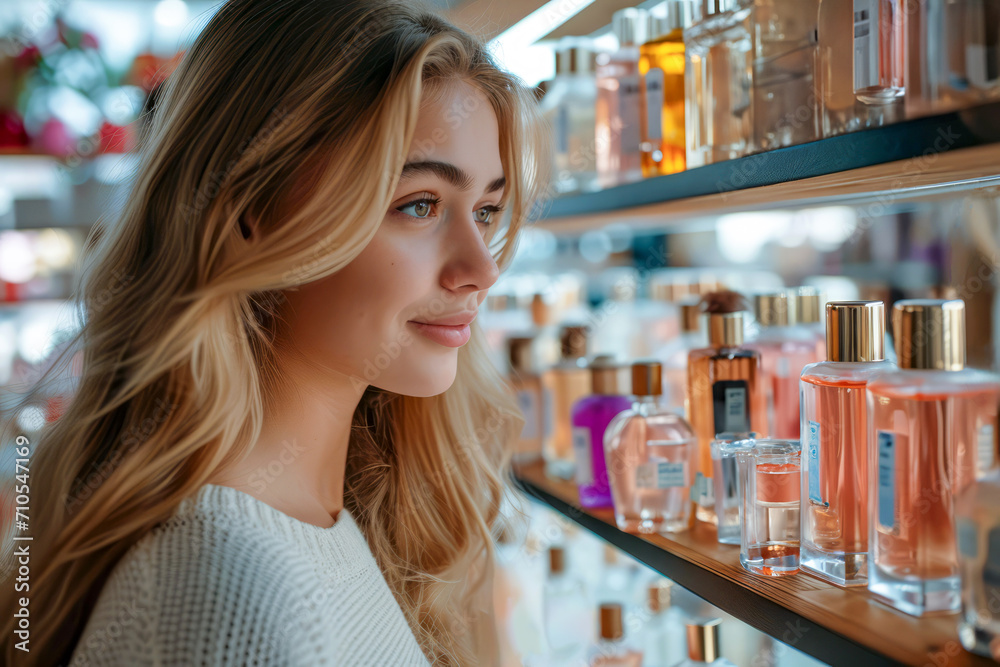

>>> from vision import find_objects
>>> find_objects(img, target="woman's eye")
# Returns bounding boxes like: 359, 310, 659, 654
475, 206, 500, 225
397, 199, 435, 219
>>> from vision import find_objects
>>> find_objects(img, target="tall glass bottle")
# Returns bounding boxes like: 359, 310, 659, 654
542, 39, 600, 194
955, 467, 1000, 658
853, 0, 905, 105
868, 299, 1000, 616
508, 335, 544, 465
640, 0, 693, 177
543, 325, 592, 480
816, 0, 861, 135
688, 310, 768, 524
596, 8, 649, 188
606, 360, 697, 534
639, 579, 688, 667
683, 0, 753, 167
573, 357, 634, 509
657, 300, 704, 417
800, 301, 894, 587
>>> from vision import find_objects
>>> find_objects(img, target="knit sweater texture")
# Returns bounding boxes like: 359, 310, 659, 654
67, 483, 432, 666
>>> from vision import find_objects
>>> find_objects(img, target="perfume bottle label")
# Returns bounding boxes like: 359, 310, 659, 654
853, 0, 877, 90
877, 430, 896, 530
572, 426, 593, 485
957, 517, 979, 559
619, 74, 642, 153
712, 380, 750, 434
636, 461, 687, 489
807, 420, 823, 505
542, 385, 554, 440
644, 68, 665, 141
517, 390, 539, 440
978, 423, 996, 476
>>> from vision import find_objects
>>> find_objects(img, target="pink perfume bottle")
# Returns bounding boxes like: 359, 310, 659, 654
605, 360, 697, 534
737, 439, 802, 576
868, 299, 1000, 616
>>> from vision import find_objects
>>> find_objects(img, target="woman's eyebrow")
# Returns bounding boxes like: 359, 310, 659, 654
400, 160, 506, 194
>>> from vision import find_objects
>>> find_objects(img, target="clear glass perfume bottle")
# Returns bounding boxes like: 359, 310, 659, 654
639, 579, 688, 667
573, 356, 634, 509
853, 0, 905, 105
683, 0, 753, 167
589, 603, 644, 667
543, 325, 593, 480
596, 8, 650, 188
508, 335, 544, 465
711, 431, 759, 544
640, 0, 694, 177
737, 439, 802, 576
955, 467, 1000, 659
816, 0, 861, 135
676, 618, 737, 666
800, 301, 894, 587
656, 300, 704, 418
749, 292, 822, 441
868, 299, 1000, 616
605, 360, 697, 534
543, 546, 592, 661
688, 308, 769, 524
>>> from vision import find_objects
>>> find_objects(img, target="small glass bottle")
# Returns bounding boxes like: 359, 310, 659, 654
688, 309, 769, 524
639, 579, 688, 666
589, 603, 643, 667
543, 546, 592, 660
868, 299, 1000, 616
816, 0, 861, 135
656, 299, 704, 418
955, 467, 1000, 659
596, 8, 649, 188
737, 439, 802, 576
543, 325, 593, 480
605, 360, 697, 534
711, 431, 759, 544
639, 0, 693, 177
675, 618, 736, 666
541, 38, 600, 194
573, 356, 634, 509
800, 301, 894, 587
852, 0, 905, 105
508, 335, 544, 465
683, 0, 753, 167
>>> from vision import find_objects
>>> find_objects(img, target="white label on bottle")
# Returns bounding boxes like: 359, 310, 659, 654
807, 420, 823, 505
619, 74, 642, 153
978, 423, 996, 476
636, 461, 687, 489
853, 0, 877, 90
724, 387, 747, 432
644, 68, 665, 141
967, 44, 999, 89
542, 385, 554, 440
957, 517, 979, 559
572, 426, 594, 485
517, 390, 539, 440
877, 430, 896, 530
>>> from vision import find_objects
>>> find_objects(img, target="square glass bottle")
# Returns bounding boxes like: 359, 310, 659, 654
737, 439, 802, 576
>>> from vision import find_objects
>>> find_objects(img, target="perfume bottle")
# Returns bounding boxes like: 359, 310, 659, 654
683, 0, 753, 167
508, 335, 544, 465
542, 38, 600, 194
749, 292, 822, 440
800, 301, 894, 587
543, 546, 592, 660
794, 286, 827, 360
639, 579, 688, 666
656, 300, 704, 418
955, 468, 1000, 658
868, 299, 1000, 616
596, 8, 650, 188
589, 603, 644, 667
737, 439, 802, 576
573, 356, 634, 509
853, 0, 905, 105
816, 0, 861, 135
605, 360, 697, 534
688, 309, 769, 524
639, 0, 693, 177
543, 325, 593, 480
675, 618, 736, 666
711, 431, 759, 544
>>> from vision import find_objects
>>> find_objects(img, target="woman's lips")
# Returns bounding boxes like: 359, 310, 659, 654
407, 321, 471, 347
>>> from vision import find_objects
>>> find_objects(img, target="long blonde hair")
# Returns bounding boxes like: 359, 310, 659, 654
0, 1, 551, 664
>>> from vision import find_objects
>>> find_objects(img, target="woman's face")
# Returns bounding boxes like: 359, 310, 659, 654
282, 80, 504, 397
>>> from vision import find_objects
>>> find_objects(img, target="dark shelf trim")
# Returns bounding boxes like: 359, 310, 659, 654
513, 474, 907, 667
539, 101, 1000, 220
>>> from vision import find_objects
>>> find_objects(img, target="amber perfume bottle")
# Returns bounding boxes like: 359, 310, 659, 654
800, 301, 894, 587
639, 0, 693, 177
508, 335, 544, 465
688, 308, 768, 524
542, 325, 592, 480
868, 299, 1000, 616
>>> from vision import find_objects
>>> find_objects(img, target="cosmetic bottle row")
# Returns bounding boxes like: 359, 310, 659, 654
540, 0, 1000, 193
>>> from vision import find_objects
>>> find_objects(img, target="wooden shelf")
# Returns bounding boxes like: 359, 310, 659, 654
538, 101, 1000, 234
512, 459, 996, 667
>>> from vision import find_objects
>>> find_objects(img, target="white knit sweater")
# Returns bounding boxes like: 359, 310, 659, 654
68, 483, 432, 666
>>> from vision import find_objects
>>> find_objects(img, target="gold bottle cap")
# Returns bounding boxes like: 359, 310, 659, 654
648, 580, 674, 613
795, 286, 822, 324
826, 301, 885, 362
755, 292, 794, 327
507, 336, 534, 374
651, 275, 696, 303
631, 359, 663, 396
591, 356, 627, 394
706, 311, 745, 346
893, 299, 966, 370
686, 618, 722, 662
549, 547, 565, 575
560, 325, 589, 359
599, 603, 624, 640
680, 299, 700, 333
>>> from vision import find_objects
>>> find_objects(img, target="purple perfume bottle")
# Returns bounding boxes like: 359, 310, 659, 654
572, 356, 633, 508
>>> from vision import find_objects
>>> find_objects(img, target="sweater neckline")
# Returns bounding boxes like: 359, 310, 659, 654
196, 482, 351, 535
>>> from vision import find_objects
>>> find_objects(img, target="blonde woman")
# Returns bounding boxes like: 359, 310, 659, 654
0, 0, 551, 664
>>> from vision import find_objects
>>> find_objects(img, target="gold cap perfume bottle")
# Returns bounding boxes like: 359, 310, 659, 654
826, 300, 886, 362
755, 292, 793, 327
685, 617, 722, 662
706, 311, 745, 346
893, 299, 965, 370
